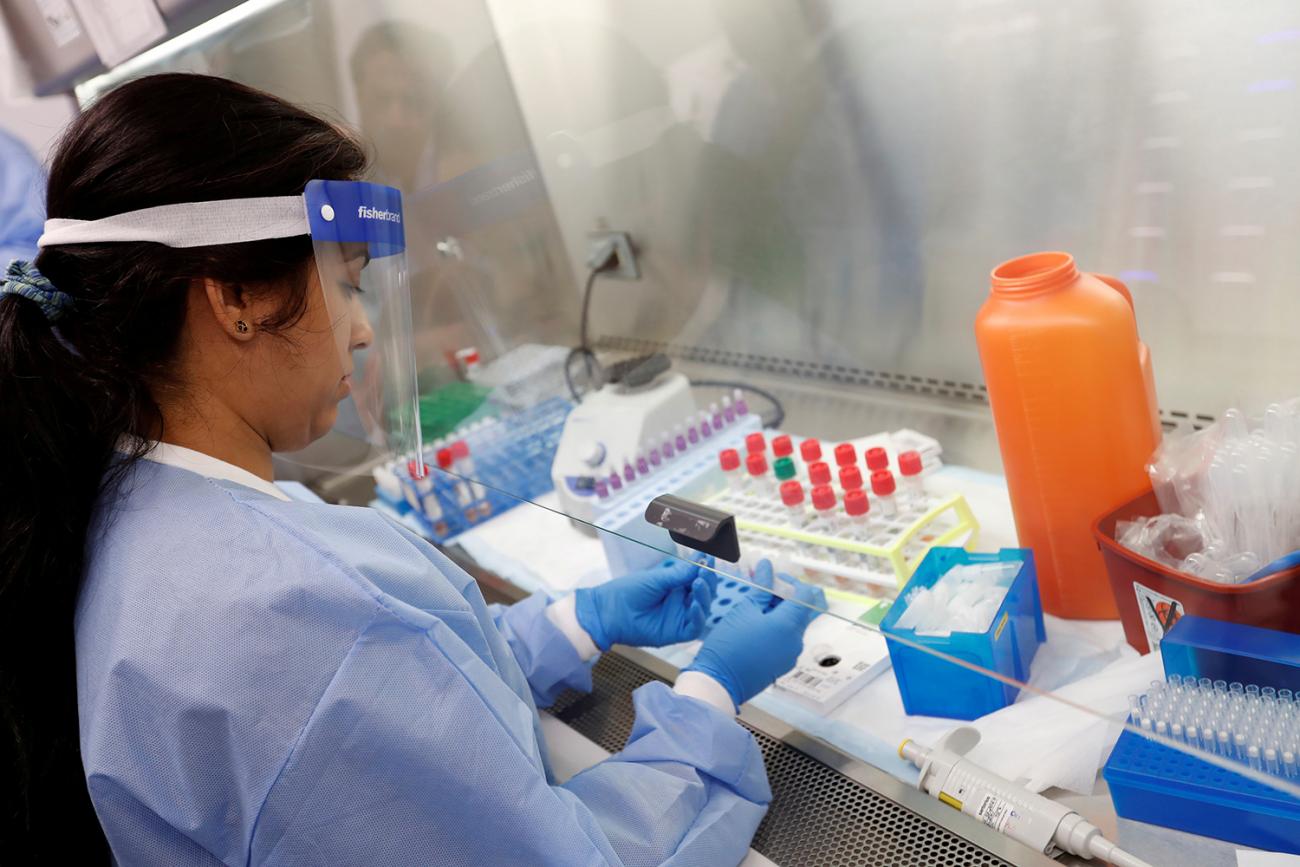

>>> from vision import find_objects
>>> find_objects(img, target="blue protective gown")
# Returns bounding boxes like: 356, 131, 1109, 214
75, 458, 770, 865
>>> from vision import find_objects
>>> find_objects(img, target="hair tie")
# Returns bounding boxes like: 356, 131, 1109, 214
1, 259, 74, 323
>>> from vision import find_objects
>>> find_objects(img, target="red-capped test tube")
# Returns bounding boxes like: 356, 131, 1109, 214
810, 483, 838, 532
780, 480, 807, 527
865, 447, 889, 473
844, 488, 871, 538
719, 448, 743, 492
799, 438, 823, 469
898, 450, 925, 510
771, 435, 794, 461
871, 469, 898, 519
450, 440, 489, 518
746, 451, 772, 497
808, 460, 832, 486
746, 432, 767, 454
839, 464, 863, 492
834, 442, 857, 468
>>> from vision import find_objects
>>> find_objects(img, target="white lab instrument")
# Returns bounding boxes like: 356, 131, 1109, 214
901, 727, 1152, 867
551, 371, 696, 532
774, 615, 891, 713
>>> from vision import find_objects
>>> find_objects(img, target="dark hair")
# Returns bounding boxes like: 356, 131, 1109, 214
0, 73, 366, 852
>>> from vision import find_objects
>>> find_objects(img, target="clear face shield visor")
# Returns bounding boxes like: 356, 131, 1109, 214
38, 179, 425, 475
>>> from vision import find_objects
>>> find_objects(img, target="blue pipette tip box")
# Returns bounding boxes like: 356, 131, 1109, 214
1161, 614, 1300, 692
1104, 729, 1300, 854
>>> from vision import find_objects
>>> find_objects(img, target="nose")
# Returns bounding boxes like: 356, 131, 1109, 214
349, 295, 374, 352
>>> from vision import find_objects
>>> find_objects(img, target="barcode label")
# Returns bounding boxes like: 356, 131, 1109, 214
792, 672, 822, 687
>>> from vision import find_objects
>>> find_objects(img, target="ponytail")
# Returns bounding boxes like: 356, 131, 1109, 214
0, 72, 366, 853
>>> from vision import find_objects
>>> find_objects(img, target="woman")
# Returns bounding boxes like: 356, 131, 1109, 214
0, 74, 823, 864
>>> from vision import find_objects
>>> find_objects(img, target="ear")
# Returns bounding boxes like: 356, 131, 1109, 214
200, 277, 255, 340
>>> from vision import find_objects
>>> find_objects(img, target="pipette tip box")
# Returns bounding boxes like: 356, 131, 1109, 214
1104, 728, 1300, 854
1161, 615, 1300, 694
880, 547, 1044, 720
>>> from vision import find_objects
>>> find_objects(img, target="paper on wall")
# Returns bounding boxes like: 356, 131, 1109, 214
34, 0, 82, 47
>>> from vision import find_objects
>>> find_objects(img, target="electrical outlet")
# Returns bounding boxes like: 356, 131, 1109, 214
587, 231, 639, 280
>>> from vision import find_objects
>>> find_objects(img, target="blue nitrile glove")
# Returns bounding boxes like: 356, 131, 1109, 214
574, 554, 718, 651
684, 559, 826, 709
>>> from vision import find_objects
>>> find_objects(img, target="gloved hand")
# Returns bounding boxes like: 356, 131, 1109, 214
684, 559, 826, 709
575, 554, 718, 651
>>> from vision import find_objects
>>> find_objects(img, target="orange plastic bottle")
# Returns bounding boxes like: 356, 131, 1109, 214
976, 252, 1161, 619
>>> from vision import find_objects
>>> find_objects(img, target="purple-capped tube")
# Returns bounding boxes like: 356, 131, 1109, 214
722, 395, 737, 424
662, 436, 676, 460
609, 471, 623, 491
623, 459, 636, 483
675, 425, 689, 452
733, 388, 749, 417
636, 454, 650, 476
687, 424, 700, 445
700, 412, 714, 438
649, 446, 662, 467
711, 402, 724, 430
594, 479, 610, 500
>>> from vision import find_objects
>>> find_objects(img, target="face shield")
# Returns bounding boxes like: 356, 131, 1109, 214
38, 180, 424, 475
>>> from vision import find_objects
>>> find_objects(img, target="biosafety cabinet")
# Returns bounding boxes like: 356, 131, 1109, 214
19, 0, 1300, 862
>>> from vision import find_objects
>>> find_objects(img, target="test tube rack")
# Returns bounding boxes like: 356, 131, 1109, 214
708, 487, 980, 595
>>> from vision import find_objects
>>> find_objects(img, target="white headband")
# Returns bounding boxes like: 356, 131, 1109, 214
37, 196, 309, 249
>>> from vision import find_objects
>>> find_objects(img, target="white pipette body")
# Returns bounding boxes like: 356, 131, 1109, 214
900, 728, 1153, 867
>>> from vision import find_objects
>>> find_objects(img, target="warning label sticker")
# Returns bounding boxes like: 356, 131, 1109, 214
1133, 582, 1184, 650
976, 793, 1014, 834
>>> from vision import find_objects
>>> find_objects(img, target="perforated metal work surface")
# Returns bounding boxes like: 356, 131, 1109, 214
548, 652, 1014, 867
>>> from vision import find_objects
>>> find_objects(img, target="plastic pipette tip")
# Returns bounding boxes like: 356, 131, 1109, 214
899, 450, 923, 477
845, 488, 869, 516
780, 480, 805, 506
719, 449, 741, 472
834, 442, 857, 467
865, 447, 888, 471
746, 432, 767, 454
812, 484, 837, 511
746, 452, 768, 477
839, 465, 863, 491
808, 461, 832, 486
871, 469, 896, 496
800, 439, 823, 462
771, 435, 793, 458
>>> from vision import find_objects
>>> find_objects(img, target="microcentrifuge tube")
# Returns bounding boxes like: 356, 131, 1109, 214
773, 456, 797, 483
636, 453, 651, 476
780, 480, 807, 527
898, 450, 926, 510
721, 394, 736, 424
746, 452, 772, 497
1249, 744, 1263, 771
844, 489, 871, 538
772, 434, 794, 461
674, 426, 689, 453
810, 484, 838, 534
871, 470, 898, 519
649, 445, 662, 467
808, 461, 832, 489
834, 442, 857, 468
594, 479, 610, 501
1285, 751, 1297, 778
1267, 747, 1281, 776
746, 432, 767, 455
608, 471, 623, 492
687, 423, 700, 446
699, 412, 714, 439
839, 465, 864, 492
733, 388, 749, 417
661, 435, 676, 460
800, 438, 823, 466
710, 402, 724, 430
719, 449, 742, 491
865, 447, 889, 473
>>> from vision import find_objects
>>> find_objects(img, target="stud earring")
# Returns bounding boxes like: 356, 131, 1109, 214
235, 320, 249, 334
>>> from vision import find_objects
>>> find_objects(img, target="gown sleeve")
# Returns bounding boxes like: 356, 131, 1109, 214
489, 592, 595, 707
249, 616, 771, 867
